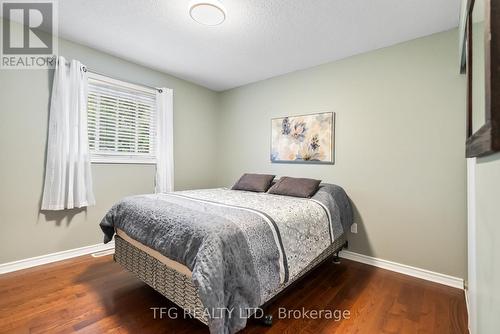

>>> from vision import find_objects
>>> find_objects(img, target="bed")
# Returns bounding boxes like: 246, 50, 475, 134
100, 184, 352, 334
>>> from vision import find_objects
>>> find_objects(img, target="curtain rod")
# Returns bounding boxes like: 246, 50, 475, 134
81, 66, 163, 93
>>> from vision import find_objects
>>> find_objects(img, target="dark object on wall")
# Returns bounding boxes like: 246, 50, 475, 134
232, 173, 276, 192
460, 0, 500, 157
267, 176, 321, 198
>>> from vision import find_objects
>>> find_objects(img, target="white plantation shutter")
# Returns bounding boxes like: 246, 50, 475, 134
87, 73, 157, 163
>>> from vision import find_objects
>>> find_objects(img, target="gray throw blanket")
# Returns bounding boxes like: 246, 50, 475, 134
100, 184, 352, 334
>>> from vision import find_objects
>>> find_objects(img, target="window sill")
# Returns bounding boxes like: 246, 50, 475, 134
90, 155, 157, 165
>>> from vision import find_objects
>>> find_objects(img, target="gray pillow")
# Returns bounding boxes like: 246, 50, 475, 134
267, 176, 321, 198
232, 173, 276, 192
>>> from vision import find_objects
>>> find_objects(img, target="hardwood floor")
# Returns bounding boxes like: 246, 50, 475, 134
0, 254, 468, 334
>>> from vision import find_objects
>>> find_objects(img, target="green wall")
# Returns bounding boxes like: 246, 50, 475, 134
0, 21, 470, 282
474, 153, 500, 333
216, 29, 467, 278
0, 19, 219, 263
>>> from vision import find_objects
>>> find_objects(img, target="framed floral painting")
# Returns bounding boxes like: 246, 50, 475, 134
271, 112, 335, 164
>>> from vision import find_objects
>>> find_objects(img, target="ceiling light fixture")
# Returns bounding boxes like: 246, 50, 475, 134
189, 1, 226, 26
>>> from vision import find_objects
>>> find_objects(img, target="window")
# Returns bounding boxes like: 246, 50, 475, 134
87, 72, 157, 164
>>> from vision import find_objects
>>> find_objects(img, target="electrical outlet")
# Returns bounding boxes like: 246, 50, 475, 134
350, 223, 358, 234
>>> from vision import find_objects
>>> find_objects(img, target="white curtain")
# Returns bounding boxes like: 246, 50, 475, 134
41, 56, 95, 210
155, 88, 174, 193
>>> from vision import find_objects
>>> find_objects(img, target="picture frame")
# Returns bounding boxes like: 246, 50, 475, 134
270, 112, 335, 164
460, 0, 500, 157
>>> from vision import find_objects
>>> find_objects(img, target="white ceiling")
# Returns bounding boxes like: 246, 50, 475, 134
56, 0, 461, 91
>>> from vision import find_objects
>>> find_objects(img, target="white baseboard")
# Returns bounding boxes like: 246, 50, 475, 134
0, 242, 464, 291
0, 241, 115, 275
465, 288, 474, 334
340, 250, 464, 289
465, 288, 470, 313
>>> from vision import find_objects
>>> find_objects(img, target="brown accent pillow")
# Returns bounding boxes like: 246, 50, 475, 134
267, 177, 321, 198
232, 173, 276, 192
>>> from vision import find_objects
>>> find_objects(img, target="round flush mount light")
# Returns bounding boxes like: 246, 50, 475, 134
189, 1, 226, 26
